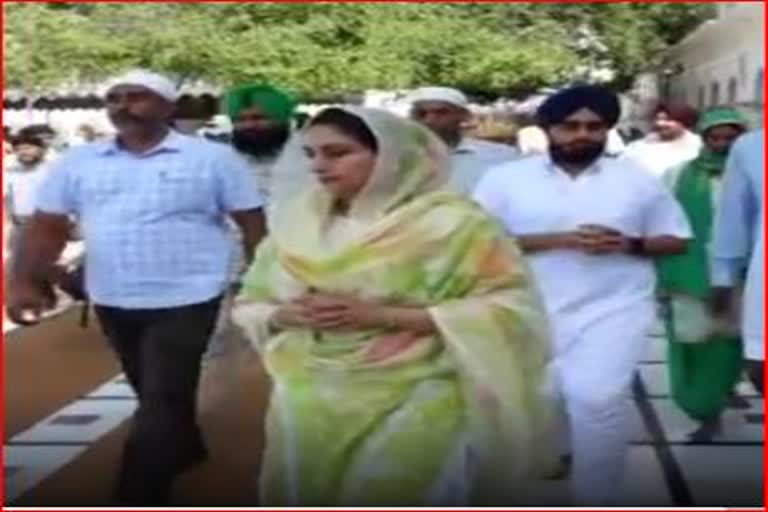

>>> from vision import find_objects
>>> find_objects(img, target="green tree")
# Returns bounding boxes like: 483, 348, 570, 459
3, 2, 715, 98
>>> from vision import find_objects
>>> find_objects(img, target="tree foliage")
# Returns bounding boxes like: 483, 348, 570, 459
3, 2, 715, 98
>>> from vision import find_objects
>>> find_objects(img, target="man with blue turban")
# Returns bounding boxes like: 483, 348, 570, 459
474, 84, 692, 505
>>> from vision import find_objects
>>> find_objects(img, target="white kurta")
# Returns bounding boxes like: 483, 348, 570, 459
474, 154, 691, 343
474, 154, 692, 505
207, 153, 277, 359
448, 137, 519, 196
625, 131, 702, 179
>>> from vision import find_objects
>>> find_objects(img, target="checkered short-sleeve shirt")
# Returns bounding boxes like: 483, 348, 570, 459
35, 131, 263, 309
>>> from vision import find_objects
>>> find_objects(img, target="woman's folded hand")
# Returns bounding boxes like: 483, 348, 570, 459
270, 300, 317, 330
293, 293, 385, 331
269, 293, 384, 331
269, 292, 437, 336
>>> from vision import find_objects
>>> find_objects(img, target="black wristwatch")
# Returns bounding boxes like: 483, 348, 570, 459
627, 237, 645, 256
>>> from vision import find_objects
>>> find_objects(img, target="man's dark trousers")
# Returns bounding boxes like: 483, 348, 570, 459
95, 296, 222, 505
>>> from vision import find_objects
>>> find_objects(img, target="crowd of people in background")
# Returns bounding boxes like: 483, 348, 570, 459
2, 69, 763, 507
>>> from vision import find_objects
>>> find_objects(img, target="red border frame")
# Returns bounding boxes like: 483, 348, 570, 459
0, 1, 765, 511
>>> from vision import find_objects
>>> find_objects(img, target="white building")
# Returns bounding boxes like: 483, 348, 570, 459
663, 2, 764, 124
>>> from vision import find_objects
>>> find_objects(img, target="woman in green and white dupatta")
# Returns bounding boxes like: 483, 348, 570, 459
657, 107, 749, 442
232, 106, 557, 506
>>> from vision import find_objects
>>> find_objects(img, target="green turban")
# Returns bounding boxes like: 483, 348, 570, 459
696, 107, 749, 134
224, 84, 297, 123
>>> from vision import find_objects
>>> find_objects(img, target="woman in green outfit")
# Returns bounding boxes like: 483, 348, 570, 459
232, 107, 556, 505
657, 107, 749, 442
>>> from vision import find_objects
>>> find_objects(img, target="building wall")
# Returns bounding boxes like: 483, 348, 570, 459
624, 72, 661, 131
664, 2, 764, 124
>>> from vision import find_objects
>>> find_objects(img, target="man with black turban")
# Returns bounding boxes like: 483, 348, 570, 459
536, 84, 621, 127
473, 85, 692, 505
625, 101, 703, 178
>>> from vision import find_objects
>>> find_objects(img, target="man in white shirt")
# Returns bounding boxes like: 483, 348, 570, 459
3, 134, 51, 253
409, 86, 518, 195
474, 85, 691, 505
625, 102, 702, 178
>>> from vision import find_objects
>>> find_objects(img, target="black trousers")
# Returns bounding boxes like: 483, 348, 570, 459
95, 296, 222, 505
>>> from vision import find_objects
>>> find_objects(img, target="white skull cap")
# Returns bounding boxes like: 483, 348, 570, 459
103, 69, 180, 102
409, 86, 469, 109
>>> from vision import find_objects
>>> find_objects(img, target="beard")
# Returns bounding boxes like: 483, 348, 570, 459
549, 140, 606, 168
231, 125, 290, 158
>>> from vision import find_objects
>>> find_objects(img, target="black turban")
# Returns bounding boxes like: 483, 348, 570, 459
536, 85, 621, 128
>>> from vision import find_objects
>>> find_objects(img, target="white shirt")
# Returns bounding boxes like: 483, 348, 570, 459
245, 154, 278, 205
606, 129, 627, 156
225, 154, 279, 284
625, 131, 702, 178
473, 154, 692, 340
516, 126, 549, 155
4, 161, 51, 218
449, 137, 519, 195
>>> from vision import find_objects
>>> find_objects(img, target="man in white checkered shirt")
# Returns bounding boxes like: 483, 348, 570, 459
6, 70, 267, 505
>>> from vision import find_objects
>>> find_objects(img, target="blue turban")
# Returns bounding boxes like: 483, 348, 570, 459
537, 85, 621, 128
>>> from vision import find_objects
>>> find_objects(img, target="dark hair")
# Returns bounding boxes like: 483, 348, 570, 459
18, 124, 56, 138
11, 134, 45, 148
309, 108, 378, 152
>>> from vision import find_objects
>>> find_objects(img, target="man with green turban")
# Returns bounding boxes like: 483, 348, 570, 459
657, 106, 750, 442
226, 84, 297, 125
203, 85, 297, 362
225, 84, 297, 202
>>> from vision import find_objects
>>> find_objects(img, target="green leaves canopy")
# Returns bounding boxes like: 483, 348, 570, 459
3, 2, 714, 99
